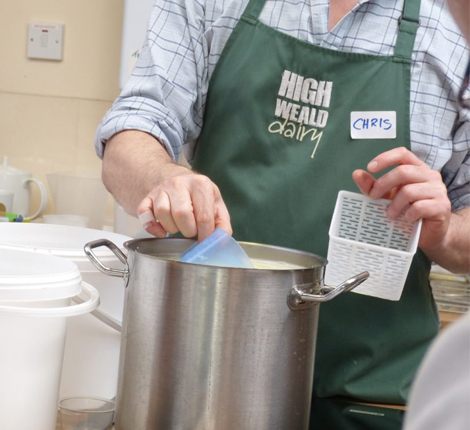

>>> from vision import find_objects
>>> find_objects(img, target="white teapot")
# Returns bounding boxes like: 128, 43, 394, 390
0, 156, 47, 220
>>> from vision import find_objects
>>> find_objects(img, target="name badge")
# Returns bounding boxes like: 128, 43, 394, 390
350, 111, 397, 139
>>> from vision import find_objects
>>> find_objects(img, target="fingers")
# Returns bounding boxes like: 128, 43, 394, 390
214, 190, 233, 237
386, 181, 449, 219
189, 178, 232, 241
369, 162, 446, 205
368, 163, 432, 200
137, 173, 232, 241
137, 196, 168, 238
352, 169, 376, 196
352, 147, 421, 200
165, 186, 196, 237
366, 147, 424, 174
155, 190, 180, 235
189, 177, 215, 240
354, 146, 452, 251
363, 148, 434, 201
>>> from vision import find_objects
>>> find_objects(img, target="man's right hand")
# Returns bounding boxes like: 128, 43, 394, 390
102, 130, 231, 242
137, 166, 232, 241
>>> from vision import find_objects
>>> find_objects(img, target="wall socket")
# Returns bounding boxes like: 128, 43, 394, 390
27, 22, 64, 61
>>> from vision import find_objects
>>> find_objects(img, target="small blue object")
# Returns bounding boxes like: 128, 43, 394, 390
180, 228, 254, 269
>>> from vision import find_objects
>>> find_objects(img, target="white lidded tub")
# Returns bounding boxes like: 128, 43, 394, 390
0, 223, 131, 399
0, 248, 99, 430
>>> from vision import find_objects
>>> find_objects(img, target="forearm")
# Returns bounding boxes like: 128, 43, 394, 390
423, 207, 470, 274
102, 130, 190, 216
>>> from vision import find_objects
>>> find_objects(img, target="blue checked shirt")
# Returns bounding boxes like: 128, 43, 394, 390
95, 0, 470, 210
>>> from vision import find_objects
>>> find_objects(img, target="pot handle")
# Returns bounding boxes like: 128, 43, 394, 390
72, 294, 122, 332
84, 239, 129, 280
287, 271, 369, 310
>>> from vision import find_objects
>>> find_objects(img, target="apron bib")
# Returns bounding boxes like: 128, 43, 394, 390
192, 0, 438, 404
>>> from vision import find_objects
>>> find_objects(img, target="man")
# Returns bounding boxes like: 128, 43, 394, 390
96, 0, 470, 404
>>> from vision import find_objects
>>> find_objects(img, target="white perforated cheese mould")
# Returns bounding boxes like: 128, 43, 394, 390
325, 191, 422, 301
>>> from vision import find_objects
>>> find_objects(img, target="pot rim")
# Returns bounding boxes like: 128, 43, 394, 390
124, 237, 327, 271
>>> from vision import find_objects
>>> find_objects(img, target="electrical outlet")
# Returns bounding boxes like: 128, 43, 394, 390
27, 22, 64, 61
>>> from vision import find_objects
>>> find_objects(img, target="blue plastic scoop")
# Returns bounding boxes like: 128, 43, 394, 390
180, 228, 254, 269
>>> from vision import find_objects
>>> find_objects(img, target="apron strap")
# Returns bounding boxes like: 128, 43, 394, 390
243, 0, 420, 60
394, 0, 421, 60
243, 0, 268, 21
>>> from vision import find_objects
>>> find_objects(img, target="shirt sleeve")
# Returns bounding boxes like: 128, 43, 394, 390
409, 4, 470, 213
94, 0, 209, 162
444, 113, 470, 211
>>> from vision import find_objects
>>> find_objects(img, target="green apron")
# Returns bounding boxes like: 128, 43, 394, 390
192, 0, 439, 404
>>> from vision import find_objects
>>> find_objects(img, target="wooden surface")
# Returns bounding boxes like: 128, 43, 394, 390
439, 310, 463, 330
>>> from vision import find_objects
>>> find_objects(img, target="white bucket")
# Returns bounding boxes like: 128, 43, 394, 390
0, 223, 131, 399
0, 249, 99, 430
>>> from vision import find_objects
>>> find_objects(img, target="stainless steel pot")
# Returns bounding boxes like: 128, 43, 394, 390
85, 238, 368, 430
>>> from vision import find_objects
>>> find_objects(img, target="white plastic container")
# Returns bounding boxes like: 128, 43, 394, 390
325, 191, 422, 301
114, 201, 144, 237
0, 249, 100, 430
46, 172, 109, 230
42, 213, 90, 228
0, 223, 131, 399
180, 228, 254, 268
